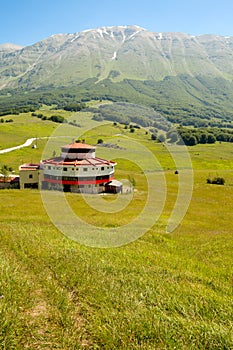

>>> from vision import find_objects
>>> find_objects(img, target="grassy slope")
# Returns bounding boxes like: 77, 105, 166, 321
0, 109, 232, 349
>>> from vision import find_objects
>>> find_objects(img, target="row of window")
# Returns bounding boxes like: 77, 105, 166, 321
61, 149, 94, 153
44, 175, 111, 181
45, 165, 113, 172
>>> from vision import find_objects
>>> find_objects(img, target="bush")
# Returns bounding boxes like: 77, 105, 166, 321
207, 176, 225, 185
49, 115, 67, 123
151, 133, 157, 140
158, 134, 166, 143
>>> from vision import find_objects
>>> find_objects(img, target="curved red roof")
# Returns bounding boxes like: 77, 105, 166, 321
62, 142, 95, 150
41, 157, 116, 167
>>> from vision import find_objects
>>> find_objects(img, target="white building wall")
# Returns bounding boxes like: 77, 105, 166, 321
41, 163, 115, 178
60, 151, 96, 159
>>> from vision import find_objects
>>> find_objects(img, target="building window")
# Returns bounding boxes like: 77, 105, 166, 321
83, 168, 88, 172
63, 167, 67, 171
48, 166, 51, 170
29, 174, 33, 179
101, 167, 105, 171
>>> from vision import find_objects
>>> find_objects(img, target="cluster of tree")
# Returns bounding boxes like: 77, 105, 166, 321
90, 102, 171, 130
62, 102, 86, 112
0, 104, 38, 116
150, 132, 166, 143
167, 114, 233, 129
1, 118, 13, 123
32, 113, 67, 124
176, 127, 233, 146
1, 75, 233, 130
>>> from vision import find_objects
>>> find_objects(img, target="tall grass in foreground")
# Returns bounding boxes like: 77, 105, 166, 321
0, 180, 232, 349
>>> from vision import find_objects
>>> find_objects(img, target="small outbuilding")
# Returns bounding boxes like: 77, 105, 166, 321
19, 163, 42, 189
105, 180, 123, 194
0, 174, 19, 189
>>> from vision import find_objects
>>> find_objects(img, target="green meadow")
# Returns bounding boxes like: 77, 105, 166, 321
0, 108, 232, 349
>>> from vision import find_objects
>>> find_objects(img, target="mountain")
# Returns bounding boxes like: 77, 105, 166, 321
0, 43, 24, 53
1, 25, 233, 122
1, 25, 233, 89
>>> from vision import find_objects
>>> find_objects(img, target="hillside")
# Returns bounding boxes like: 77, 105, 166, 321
0, 112, 232, 348
1, 25, 233, 122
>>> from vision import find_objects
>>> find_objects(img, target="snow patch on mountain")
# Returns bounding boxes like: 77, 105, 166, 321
82, 29, 92, 33
97, 29, 104, 38
158, 33, 163, 40
127, 30, 142, 40
102, 27, 110, 36
70, 35, 80, 43
111, 51, 117, 60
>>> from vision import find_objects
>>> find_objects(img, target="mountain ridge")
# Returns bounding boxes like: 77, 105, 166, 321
1, 25, 233, 123
1, 25, 233, 90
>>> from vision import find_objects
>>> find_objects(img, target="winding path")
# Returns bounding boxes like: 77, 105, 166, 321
0, 138, 37, 154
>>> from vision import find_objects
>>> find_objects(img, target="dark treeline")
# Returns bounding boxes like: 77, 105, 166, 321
1, 76, 233, 128
175, 126, 233, 146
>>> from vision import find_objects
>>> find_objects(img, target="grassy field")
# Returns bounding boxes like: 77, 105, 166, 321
0, 109, 232, 349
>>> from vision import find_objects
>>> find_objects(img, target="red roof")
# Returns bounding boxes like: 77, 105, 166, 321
19, 163, 40, 170
41, 157, 116, 167
61, 142, 95, 150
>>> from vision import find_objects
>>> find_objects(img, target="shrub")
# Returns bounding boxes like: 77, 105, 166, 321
151, 134, 157, 140
49, 115, 67, 123
207, 176, 225, 185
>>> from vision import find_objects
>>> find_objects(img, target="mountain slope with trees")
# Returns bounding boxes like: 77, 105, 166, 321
1, 25, 233, 124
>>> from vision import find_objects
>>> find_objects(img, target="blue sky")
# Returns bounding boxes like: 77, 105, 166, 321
1, 0, 233, 46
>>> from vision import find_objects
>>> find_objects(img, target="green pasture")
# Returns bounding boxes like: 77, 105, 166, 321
0, 108, 232, 349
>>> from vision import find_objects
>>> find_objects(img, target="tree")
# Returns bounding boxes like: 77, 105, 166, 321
207, 134, 216, 144
1, 165, 9, 183
158, 134, 166, 143
181, 134, 197, 146
169, 132, 178, 143
199, 133, 208, 144
151, 133, 157, 141
188, 135, 198, 146
49, 115, 67, 123
128, 175, 136, 191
